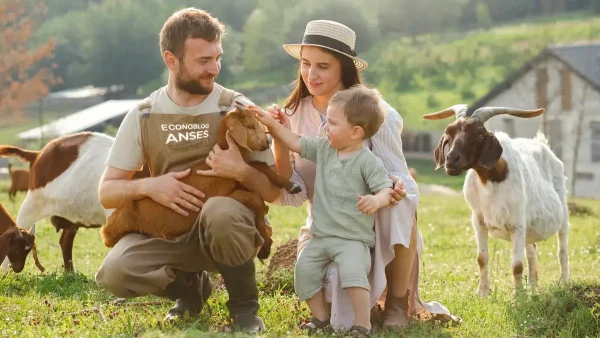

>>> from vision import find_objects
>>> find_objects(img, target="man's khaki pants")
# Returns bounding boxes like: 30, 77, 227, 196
95, 197, 263, 298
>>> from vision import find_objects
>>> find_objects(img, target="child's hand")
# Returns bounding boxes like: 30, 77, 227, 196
357, 194, 383, 215
248, 105, 277, 128
266, 104, 292, 129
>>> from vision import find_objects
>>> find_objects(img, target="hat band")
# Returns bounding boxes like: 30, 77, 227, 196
302, 34, 357, 57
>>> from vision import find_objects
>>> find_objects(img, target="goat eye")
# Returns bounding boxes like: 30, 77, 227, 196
248, 125, 256, 130
478, 134, 485, 140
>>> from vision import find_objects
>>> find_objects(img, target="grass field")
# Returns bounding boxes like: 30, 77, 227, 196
0, 178, 599, 337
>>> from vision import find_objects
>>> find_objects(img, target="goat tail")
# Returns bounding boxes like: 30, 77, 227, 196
0, 146, 38, 164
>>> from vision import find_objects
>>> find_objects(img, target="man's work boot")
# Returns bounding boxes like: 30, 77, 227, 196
215, 259, 265, 333
161, 270, 213, 321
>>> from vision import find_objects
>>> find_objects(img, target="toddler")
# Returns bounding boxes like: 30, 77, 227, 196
253, 85, 394, 338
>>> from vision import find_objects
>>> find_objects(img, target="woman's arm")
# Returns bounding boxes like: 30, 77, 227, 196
370, 102, 419, 198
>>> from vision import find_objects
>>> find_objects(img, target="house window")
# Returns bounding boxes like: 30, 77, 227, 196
503, 118, 516, 137
592, 122, 600, 163
560, 68, 572, 110
536, 67, 548, 108
548, 120, 562, 159
575, 172, 594, 181
402, 132, 432, 153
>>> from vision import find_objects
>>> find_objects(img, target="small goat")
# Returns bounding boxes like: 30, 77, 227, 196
0, 202, 44, 273
0, 132, 126, 272
423, 105, 570, 295
102, 105, 301, 259
7, 163, 29, 202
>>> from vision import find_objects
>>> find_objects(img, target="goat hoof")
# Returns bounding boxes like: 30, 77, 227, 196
257, 246, 271, 260
476, 288, 491, 297
289, 184, 302, 194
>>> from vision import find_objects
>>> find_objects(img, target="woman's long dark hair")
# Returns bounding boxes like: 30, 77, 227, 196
283, 46, 362, 115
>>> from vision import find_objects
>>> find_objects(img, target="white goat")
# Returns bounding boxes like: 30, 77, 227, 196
0, 132, 146, 272
423, 105, 570, 295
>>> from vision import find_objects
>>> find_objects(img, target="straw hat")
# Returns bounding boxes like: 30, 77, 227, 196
283, 20, 368, 71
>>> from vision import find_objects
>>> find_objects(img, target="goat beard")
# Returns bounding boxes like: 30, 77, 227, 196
176, 66, 215, 95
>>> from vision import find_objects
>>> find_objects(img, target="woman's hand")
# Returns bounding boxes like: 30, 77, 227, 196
266, 104, 291, 129
389, 175, 407, 205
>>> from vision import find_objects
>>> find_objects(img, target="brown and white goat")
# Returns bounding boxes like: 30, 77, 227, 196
0, 202, 44, 273
423, 105, 569, 295
0, 132, 131, 272
101, 105, 301, 260
7, 163, 29, 202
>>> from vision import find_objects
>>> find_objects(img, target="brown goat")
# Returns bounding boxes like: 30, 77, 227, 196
101, 105, 301, 259
0, 202, 44, 273
7, 163, 29, 202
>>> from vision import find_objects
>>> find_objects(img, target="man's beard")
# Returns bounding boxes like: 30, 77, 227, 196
176, 67, 214, 95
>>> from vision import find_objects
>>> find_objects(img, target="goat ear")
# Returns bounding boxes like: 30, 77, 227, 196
477, 133, 503, 169
433, 135, 446, 170
0, 229, 14, 265
227, 118, 251, 151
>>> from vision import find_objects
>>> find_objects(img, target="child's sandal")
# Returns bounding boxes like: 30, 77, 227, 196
345, 325, 373, 338
300, 316, 330, 332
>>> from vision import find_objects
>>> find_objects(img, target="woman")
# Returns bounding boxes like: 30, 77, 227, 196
269, 20, 458, 331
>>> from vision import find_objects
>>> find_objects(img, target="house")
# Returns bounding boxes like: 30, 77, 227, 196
18, 99, 140, 141
468, 41, 600, 198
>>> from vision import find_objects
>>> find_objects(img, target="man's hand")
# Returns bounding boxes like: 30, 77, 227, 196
146, 169, 206, 217
196, 131, 248, 181
389, 175, 407, 206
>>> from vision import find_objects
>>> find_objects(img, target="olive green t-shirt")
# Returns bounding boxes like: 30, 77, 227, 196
300, 135, 393, 247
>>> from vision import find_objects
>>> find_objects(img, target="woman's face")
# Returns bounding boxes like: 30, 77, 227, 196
300, 46, 344, 98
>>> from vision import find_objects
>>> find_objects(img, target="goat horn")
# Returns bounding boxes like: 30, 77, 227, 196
12, 226, 23, 238
471, 107, 545, 123
29, 224, 35, 236
422, 104, 469, 120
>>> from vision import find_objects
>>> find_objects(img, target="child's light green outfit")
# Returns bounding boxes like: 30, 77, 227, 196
294, 136, 393, 301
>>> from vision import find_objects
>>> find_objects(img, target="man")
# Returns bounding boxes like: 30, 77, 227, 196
95, 8, 281, 333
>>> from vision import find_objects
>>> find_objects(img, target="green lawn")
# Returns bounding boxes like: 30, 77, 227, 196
0, 180, 599, 337
406, 158, 466, 191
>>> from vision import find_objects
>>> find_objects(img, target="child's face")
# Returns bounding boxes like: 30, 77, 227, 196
324, 104, 364, 149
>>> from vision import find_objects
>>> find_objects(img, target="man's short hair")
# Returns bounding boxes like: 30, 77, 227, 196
330, 84, 386, 139
159, 7, 226, 60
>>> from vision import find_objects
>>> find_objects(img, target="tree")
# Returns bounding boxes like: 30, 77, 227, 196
476, 2, 493, 30
84, 0, 165, 95
0, 0, 59, 120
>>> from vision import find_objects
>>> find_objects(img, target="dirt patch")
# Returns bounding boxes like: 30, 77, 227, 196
568, 202, 596, 217
266, 238, 298, 279
572, 284, 600, 308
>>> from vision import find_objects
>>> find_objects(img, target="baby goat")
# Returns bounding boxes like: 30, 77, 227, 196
101, 105, 300, 259
0, 202, 44, 273
7, 163, 29, 202
423, 105, 570, 295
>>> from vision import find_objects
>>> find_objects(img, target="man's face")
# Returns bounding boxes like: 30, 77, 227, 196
175, 37, 223, 95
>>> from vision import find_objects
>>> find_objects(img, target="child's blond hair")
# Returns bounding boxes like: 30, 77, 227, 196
330, 84, 385, 139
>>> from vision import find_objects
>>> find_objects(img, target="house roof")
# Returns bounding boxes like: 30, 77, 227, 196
18, 99, 140, 140
468, 41, 600, 114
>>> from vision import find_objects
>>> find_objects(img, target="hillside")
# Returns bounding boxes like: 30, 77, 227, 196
355, 12, 600, 131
